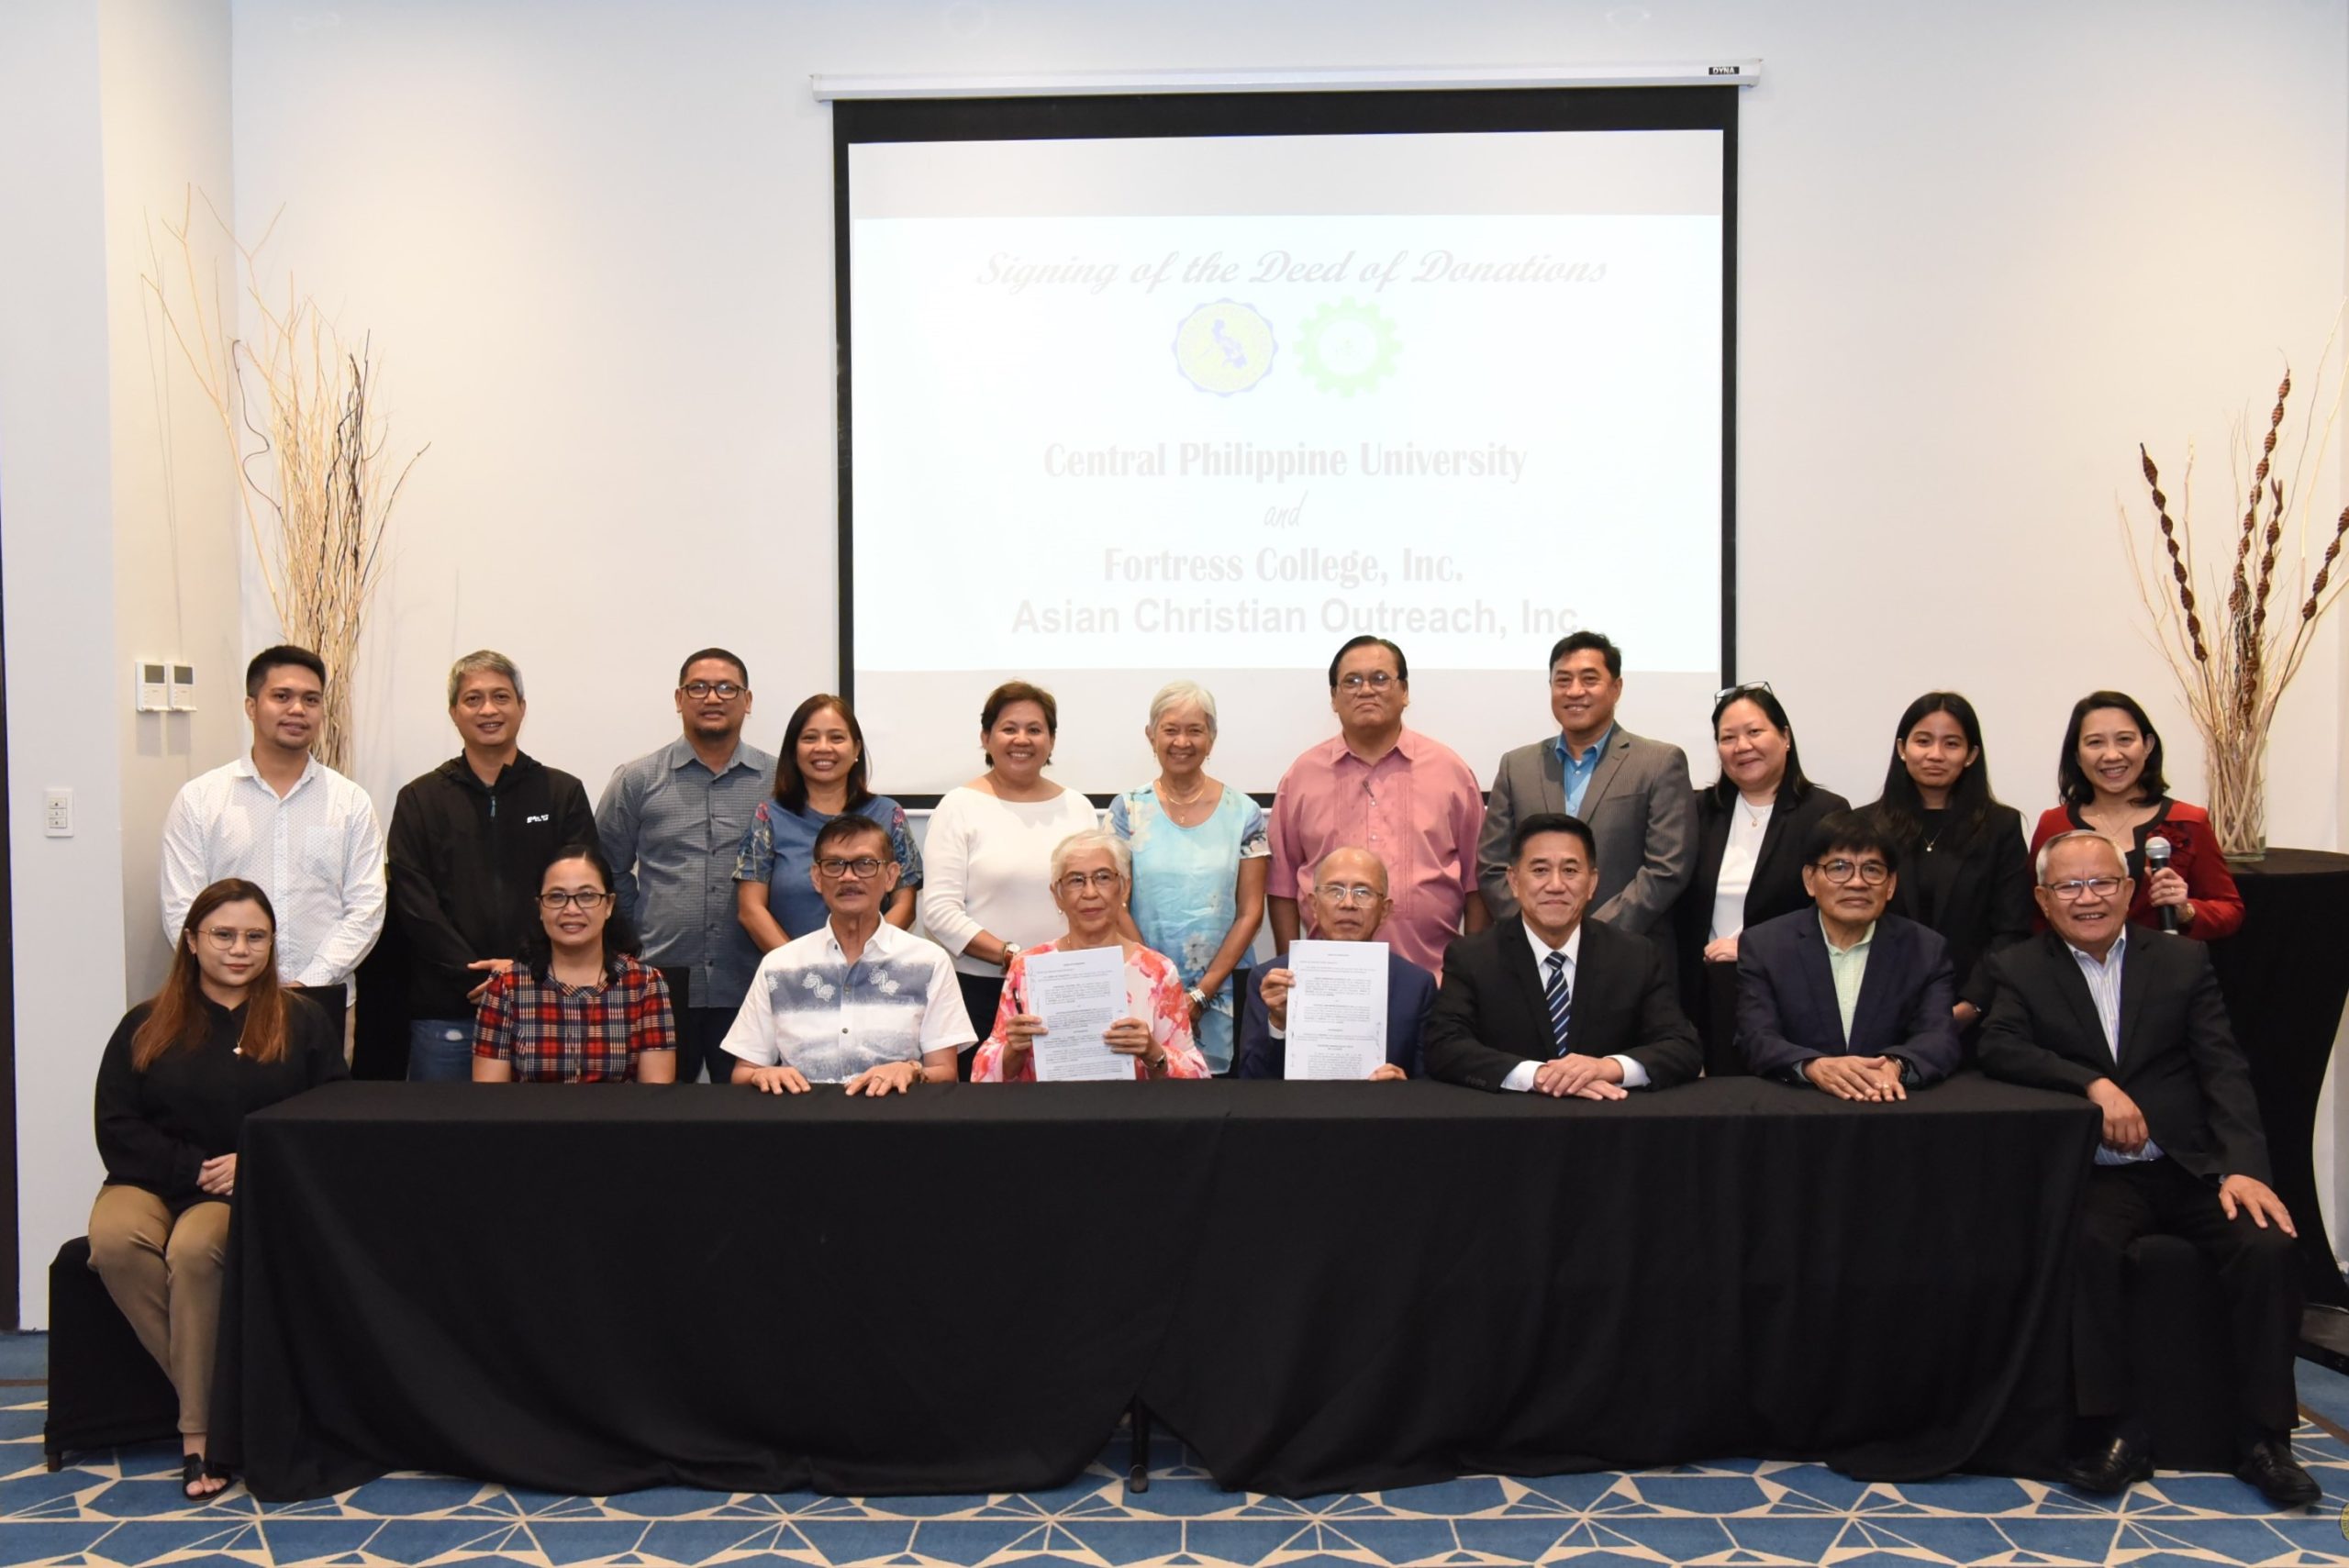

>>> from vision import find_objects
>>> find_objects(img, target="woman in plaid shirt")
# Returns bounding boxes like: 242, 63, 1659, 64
473, 844, 678, 1083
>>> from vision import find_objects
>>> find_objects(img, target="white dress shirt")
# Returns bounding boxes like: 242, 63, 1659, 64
2067, 936, 2163, 1166
159, 752, 386, 985
1498, 921, 1652, 1092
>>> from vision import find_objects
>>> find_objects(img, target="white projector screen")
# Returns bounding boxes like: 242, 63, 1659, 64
837, 90, 1735, 799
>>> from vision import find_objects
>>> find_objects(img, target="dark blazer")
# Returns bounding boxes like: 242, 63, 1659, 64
1424, 917, 1701, 1092
1976, 928, 2268, 1184
1234, 948, 1436, 1079
1672, 782, 1852, 1017
1865, 799, 2033, 1012
1734, 909, 1961, 1085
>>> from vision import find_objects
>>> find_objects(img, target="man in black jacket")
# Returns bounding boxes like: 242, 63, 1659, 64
1424, 812, 1700, 1095
386, 650, 595, 1080
1978, 829, 2311, 1507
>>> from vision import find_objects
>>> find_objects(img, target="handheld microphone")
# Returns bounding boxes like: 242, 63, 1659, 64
2144, 837, 2177, 932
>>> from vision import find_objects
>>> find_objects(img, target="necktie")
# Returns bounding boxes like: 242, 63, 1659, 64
1544, 950, 1573, 1055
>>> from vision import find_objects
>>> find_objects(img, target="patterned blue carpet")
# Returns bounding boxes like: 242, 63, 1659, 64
7, 1336, 2348, 1566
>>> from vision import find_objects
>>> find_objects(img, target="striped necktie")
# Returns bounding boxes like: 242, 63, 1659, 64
1544, 950, 1573, 1055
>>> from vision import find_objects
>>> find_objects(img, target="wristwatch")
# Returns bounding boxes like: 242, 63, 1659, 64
1186, 985, 1208, 1009
1000, 942, 1021, 966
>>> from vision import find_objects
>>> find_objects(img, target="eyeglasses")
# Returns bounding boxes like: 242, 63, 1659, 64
1337, 672, 1398, 692
1315, 883, 1384, 906
2044, 876, 2127, 902
1716, 679, 1775, 703
1056, 870, 1124, 895
538, 890, 613, 911
681, 681, 744, 700
1812, 859, 1891, 886
199, 926, 272, 950
815, 856, 886, 880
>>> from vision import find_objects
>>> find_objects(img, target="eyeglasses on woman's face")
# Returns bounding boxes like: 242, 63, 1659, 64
537, 890, 614, 911
1056, 869, 1123, 895
199, 926, 273, 950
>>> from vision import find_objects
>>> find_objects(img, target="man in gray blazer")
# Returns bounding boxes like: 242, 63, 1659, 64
1476, 631, 1695, 943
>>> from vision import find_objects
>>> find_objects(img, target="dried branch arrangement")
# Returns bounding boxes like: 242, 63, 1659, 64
141, 188, 426, 773
2126, 333, 2349, 860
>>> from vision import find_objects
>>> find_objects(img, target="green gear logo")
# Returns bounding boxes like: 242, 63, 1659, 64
1297, 298, 1401, 395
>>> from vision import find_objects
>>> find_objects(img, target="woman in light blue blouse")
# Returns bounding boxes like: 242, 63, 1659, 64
1108, 681, 1268, 1073
734, 694, 921, 950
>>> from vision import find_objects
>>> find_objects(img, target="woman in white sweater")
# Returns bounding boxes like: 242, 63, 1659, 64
922, 681, 1098, 1076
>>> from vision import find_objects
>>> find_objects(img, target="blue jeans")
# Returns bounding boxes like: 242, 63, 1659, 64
407, 1019, 475, 1082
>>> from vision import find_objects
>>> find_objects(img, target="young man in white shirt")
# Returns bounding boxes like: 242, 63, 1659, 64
159, 645, 385, 989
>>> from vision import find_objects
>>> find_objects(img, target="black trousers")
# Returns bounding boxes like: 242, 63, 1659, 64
2075, 1158, 2302, 1437
677, 1006, 738, 1084
955, 973, 1006, 1082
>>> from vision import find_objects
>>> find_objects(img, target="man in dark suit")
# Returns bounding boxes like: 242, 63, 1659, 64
1979, 829, 2312, 1507
1476, 631, 1694, 948
1426, 812, 1700, 1095
1735, 809, 1961, 1097
1236, 847, 1437, 1080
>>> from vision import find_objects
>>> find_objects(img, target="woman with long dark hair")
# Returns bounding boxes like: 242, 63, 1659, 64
90, 879, 346, 1497
2028, 690, 2243, 939
473, 843, 679, 1083
734, 694, 920, 948
1672, 684, 1850, 1074
1863, 692, 2032, 1026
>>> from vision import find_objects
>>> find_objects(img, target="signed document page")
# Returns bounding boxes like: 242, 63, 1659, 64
1283, 940, 1389, 1081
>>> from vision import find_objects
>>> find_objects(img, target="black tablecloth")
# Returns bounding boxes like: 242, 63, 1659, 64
2210, 848, 2349, 1308
212, 1076, 2098, 1501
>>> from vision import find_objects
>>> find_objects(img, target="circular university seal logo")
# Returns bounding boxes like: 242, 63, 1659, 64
1173, 300, 1276, 395
1297, 297, 1401, 396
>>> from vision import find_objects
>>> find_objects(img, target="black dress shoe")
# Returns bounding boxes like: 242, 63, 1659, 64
2062, 1433, 2153, 1495
2235, 1438, 2321, 1508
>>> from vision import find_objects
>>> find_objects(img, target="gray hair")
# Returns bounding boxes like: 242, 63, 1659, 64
1146, 679, 1219, 734
1049, 828, 1131, 885
2034, 828, 2125, 883
447, 650, 524, 706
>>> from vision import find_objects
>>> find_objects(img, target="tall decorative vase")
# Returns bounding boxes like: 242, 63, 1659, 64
2204, 728, 2269, 864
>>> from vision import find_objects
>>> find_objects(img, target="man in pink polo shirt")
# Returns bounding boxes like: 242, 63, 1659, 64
1267, 637, 1489, 979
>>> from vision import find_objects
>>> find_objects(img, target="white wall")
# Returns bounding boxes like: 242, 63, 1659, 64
103, 0, 243, 1003
225, 0, 2349, 833
0, 0, 238, 1326
0, 2, 131, 1329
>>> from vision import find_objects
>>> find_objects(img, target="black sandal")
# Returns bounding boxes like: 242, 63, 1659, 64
182, 1451, 221, 1499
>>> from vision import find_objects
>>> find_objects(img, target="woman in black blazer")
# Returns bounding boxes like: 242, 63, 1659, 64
1673, 684, 1850, 1075
1860, 692, 2032, 1038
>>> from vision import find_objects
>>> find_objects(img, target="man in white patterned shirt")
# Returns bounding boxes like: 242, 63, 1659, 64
722, 815, 974, 1095
160, 645, 385, 987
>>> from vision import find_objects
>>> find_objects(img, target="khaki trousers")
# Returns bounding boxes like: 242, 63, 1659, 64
86, 1186, 229, 1436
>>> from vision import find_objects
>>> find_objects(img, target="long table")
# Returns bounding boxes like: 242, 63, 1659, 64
210, 1076, 2099, 1501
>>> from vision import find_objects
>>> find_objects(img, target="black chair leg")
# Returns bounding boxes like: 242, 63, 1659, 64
1126, 1396, 1151, 1494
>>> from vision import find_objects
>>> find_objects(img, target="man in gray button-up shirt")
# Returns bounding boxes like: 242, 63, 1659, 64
596, 649, 776, 1082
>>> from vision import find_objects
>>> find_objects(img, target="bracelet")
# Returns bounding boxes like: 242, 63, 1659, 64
1186, 985, 1208, 1009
